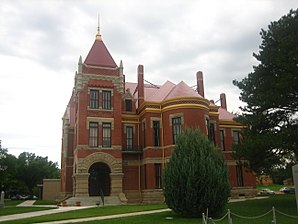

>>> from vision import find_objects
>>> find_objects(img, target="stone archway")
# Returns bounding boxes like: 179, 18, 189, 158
74, 152, 123, 197
88, 162, 111, 196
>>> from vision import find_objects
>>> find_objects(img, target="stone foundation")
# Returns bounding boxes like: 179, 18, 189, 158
230, 187, 258, 199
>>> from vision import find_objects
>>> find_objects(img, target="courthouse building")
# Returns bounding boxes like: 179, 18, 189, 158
60, 30, 256, 204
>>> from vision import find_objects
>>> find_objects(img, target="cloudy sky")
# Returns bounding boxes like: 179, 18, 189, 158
0, 0, 296, 165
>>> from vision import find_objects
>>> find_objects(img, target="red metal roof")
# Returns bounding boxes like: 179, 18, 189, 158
218, 107, 235, 120
84, 38, 117, 68
125, 81, 235, 121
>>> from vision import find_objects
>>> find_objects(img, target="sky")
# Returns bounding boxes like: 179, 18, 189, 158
0, 0, 296, 165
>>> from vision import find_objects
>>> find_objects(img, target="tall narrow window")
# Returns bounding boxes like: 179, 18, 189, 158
125, 99, 132, 112
155, 163, 162, 189
89, 122, 98, 147
102, 90, 111, 110
236, 164, 244, 186
233, 130, 241, 145
209, 122, 216, 144
89, 89, 99, 109
153, 120, 160, 147
102, 123, 111, 148
126, 126, 133, 150
206, 118, 210, 137
220, 129, 225, 150
172, 117, 181, 144
142, 121, 146, 149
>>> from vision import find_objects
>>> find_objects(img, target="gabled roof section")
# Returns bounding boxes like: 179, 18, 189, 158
164, 81, 201, 100
84, 38, 117, 68
218, 107, 236, 120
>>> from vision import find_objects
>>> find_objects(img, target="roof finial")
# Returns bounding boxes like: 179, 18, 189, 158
96, 13, 102, 41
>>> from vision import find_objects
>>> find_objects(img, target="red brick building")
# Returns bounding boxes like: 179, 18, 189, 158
60, 30, 256, 204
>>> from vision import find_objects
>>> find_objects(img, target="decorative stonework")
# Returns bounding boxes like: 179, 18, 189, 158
78, 152, 122, 173
74, 152, 124, 197
75, 72, 124, 95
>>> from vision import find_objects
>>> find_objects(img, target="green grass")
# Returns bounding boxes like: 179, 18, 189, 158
0, 204, 167, 224
77, 195, 298, 224
33, 200, 57, 205
1, 195, 297, 224
0, 206, 54, 217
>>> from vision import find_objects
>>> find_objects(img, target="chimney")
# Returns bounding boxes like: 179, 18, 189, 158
196, 71, 205, 97
220, 93, 227, 110
138, 65, 144, 107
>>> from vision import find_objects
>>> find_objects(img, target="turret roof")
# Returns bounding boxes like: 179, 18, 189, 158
84, 35, 117, 68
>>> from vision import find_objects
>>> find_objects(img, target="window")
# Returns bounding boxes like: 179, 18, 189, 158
236, 164, 244, 186
172, 117, 181, 144
125, 99, 132, 112
89, 89, 99, 109
142, 121, 146, 149
209, 122, 216, 144
102, 123, 111, 148
89, 122, 98, 147
102, 90, 111, 110
206, 118, 210, 136
126, 126, 133, 150
153, 120, 160, 147
220, 129, 225, 150
155, 163, 162, 189
233, 130, 241, 145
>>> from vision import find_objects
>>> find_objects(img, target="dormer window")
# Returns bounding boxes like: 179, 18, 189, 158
125, 99, 132, 112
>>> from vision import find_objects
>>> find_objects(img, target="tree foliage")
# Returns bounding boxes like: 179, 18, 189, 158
163, 128, 230, 218
0, 142, 59, 196
233, 9, 298, 175
17, 152, 60, 196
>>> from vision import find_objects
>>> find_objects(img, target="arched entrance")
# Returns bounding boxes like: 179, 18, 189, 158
88, 162, 111, 196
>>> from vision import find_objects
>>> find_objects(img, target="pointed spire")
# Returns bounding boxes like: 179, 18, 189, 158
96, 14, 102, 41
119, 60, 123, 76
78, 56, 82, 73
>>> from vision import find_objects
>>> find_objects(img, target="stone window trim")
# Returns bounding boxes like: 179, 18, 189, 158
169, 113, 184, 126
86, 117, 114, 130
141, 118, 146, 130
123, 124, 135, 134
87, 87, 114, 111
150, 117, 161, 128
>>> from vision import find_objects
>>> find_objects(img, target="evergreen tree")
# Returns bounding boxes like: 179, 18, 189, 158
163, 128, 230, 218
233, 9, 298, 174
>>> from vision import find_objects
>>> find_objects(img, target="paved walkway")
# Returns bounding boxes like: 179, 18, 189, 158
0, 204, 94, 222
34, 208, 171, 224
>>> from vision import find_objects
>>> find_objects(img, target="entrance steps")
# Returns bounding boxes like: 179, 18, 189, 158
64, 195, 122, 206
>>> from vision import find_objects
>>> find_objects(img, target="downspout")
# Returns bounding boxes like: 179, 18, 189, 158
160, 104, 165, 169
138, 117, 141, 194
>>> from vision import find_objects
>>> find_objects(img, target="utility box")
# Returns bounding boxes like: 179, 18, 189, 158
292, 164, 298, 213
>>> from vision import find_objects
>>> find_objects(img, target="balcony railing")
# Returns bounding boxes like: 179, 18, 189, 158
122, 145, 143, 154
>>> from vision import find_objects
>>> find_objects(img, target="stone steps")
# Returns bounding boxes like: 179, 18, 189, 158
64, 195, 121, 206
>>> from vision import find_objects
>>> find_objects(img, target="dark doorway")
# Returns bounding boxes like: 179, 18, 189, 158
88, 162, 111, 196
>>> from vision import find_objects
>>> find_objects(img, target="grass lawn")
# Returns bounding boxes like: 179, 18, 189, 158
0, 204, 167, 224
0, 200, 55, 217
0, 195, 297, 224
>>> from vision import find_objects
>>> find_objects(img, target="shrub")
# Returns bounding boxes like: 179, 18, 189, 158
163, 128, 230, 217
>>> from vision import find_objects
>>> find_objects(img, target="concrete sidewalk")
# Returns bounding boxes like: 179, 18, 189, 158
0, 205, 94, 222
34, 208, 171, 224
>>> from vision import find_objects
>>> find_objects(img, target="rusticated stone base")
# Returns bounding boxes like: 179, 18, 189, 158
142, 189, 164, 204
230, 187, 258, 199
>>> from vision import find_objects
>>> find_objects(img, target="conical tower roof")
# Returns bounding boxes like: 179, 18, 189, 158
84, 33, 117, 68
